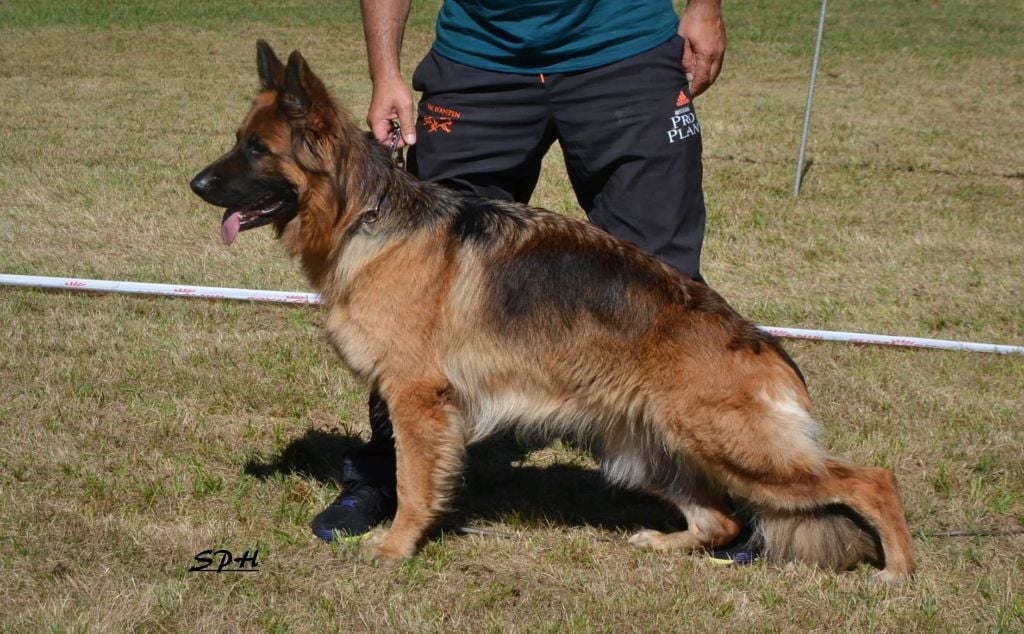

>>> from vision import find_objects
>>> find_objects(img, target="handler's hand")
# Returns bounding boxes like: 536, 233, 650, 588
678, 1, 726, 97
367, 76, 417, 147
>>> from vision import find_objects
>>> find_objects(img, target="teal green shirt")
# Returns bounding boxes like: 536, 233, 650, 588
433, 0, 679, 74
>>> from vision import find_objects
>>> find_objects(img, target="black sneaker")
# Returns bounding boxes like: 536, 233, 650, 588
310, 483, 397, 542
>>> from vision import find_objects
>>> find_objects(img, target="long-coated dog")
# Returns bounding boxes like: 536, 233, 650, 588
190, 41, 914, 582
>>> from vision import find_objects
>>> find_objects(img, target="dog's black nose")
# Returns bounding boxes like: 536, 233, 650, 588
190, 170, 218, 198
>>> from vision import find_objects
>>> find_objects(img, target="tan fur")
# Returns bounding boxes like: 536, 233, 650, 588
196, 43, 916, 581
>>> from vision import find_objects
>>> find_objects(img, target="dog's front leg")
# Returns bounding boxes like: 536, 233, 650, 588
365, 381, 463, 561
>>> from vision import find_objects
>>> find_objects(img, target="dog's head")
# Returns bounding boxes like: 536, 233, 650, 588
190, 40, 343, 247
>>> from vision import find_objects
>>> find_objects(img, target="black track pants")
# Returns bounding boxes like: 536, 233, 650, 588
409, 34, 707, 280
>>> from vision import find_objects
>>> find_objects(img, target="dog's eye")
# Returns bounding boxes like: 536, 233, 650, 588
247, 137, 270, 156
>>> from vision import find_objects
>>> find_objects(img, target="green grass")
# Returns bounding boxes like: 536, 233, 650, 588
1, 0, 1023, 631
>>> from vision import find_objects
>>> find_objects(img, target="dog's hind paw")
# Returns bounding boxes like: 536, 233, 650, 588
628, 529, 666, 550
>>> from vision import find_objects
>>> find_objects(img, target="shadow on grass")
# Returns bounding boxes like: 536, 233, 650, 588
243, 428, 362, 484
244, 427, 682, 534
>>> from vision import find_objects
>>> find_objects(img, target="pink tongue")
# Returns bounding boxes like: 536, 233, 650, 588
221, 212, 241, 246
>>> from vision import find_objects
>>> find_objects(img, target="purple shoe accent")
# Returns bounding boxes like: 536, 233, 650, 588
732, 550, 757, 565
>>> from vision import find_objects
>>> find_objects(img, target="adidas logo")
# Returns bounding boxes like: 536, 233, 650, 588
676, 90, 690, 107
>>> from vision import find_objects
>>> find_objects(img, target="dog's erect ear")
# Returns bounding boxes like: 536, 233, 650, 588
256, 40, 285, 91
281, 50, 313, 120
281, 50, 333, 126
281, 51, 311, 119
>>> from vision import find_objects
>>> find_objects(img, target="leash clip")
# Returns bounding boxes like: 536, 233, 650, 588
361, 121, 403, 230
387, 121, 405, 170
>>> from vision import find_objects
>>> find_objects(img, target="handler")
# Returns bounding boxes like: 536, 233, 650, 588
312, 0, 726, 541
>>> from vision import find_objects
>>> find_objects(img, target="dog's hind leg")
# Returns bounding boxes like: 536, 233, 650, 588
628, 487, 742, 553
817, 460, 915, 583
600, 430, 742, 552
365, 379, 465, 561
739, 459, 914, 583
670, 386, 915, 581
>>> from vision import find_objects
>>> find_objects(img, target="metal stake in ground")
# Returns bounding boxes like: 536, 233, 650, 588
793, 0, 829, 196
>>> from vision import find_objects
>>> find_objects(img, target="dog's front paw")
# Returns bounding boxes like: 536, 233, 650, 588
362, 528, 416, 563
869, 568, 912, 587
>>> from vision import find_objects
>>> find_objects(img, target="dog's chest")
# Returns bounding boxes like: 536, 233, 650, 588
322, 304, 388, 382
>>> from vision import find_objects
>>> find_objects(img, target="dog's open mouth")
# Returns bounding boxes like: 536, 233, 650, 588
221, 195, 295, 246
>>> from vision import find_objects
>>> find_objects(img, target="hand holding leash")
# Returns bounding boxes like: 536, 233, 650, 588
361, 0, 417, 147
678, 0, 726, 97
367, 77, 417, 147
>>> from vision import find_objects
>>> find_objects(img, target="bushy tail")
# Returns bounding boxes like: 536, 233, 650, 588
752, 505, 883, 571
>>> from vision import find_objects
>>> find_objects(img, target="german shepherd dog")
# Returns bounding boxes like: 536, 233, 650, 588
190, 42, 914, 582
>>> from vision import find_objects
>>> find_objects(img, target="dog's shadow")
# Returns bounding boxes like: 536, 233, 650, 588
244, 428, 682, 534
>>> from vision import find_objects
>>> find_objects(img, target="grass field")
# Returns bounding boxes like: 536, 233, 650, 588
1, 0, 1022, 631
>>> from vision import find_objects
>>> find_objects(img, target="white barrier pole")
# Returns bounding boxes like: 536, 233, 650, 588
2, 273, 1023, 355
759, 326, 1024, 356
0, 273, 321, 304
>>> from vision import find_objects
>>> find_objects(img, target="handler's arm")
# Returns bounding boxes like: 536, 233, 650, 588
359, 0, 417, 146
678, 0, 726, 97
